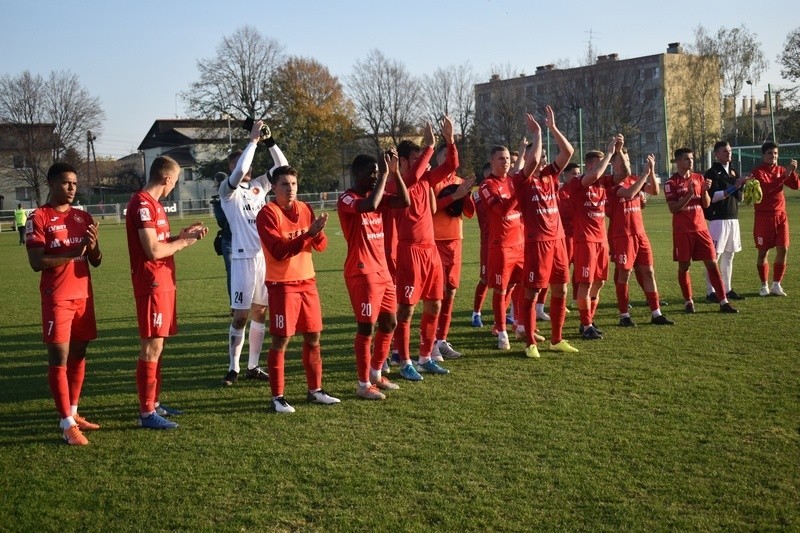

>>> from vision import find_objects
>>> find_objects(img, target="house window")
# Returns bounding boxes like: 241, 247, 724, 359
645, 110, 657, 122
15, 186, 33, 200
646, 89, 658, 101
12, 155, 27, 169
653, 67, 660, 79
183, 168, 194, 182
646, 132, 657, 143
525, 85, 535, 99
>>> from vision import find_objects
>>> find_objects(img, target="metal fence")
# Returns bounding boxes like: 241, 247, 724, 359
0, 192, 342, 229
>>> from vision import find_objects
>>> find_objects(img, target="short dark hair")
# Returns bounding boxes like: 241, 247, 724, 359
713, 140, 730, 152
490, 145, 508, 157
269, 165, 298, 185
564, 162, 580, 173
482, 162, 491, 173
228, 149, 243, 163
584, 150, 604, 163
674, 147, 693, 160
397, 140, 420, 160
149, 155, 180, 181
761, 141, 778, 154
47, 162, 78, 181
351, 154, 377, 180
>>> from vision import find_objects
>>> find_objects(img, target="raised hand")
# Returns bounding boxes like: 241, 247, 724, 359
544, 105, 556, 130
309, 212, 329, 236
423, 122, 435, 148
453, 176, 476, 199
525, 113, 541, 134
84, 223, 99, 250
181, 222, 208, 241
606, 136, 618, 154
646, 154, 655, 172
250, 120, 264, 142
385, 148, 399, 174
440, 115, 455, 144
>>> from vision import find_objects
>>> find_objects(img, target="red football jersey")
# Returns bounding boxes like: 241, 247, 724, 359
751, 163, 799, 214
566, 176, 608, 243
395, 144, 457, 245
557, 187, 573, 237
513, 163, 564, 243
607, 175, 646, 238
472, 187, 489, 242
125, 191, 176, 296
479, 173, 524, 248
26, 205, 95, 301
337, 189, 393, 278
663, 172, 707, 234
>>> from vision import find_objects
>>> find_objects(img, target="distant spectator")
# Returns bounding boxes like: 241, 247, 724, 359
210, 172, 232, 303
14, 203, 27, 245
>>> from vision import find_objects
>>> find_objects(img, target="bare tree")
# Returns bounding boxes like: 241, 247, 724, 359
778, 26, 800, 105
45, 71, 105, 159
421, 62, 479, 140
694, 24, 768, 121
475, 64, 527, 150
183, 25, 285, 120
347, 49, 420, 153
0, 70, 104, 205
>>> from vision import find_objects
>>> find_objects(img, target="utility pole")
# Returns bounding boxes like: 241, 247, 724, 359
86, 130, 97, 203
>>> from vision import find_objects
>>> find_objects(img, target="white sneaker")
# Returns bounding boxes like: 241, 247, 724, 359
759, 284, 770, 296
498, 331, 511, 350
430, 342, 444, 362
436, 340, 462, 359
272, 396, 295, 413
536, 310, 551, 321
307, 389, 341, 405
770, 283, 787, 296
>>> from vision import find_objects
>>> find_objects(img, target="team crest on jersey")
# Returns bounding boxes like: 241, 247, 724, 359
74, 215, 84, 224
342, 194, 354, 206
139, 208, 152, 221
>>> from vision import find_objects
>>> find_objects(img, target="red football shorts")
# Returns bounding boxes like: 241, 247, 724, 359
268, 281, 322, 337
479, 231, 488, 282
753, 211, 789, 251
672, 230, 716, 262
436, 239, 462, 290
395, 243, 443, 305
135, 291, 178, 339
564, 235, 574, 264
487, 246, 524, 291
612, 233, 654, 269
573, 241, 609, 283
524, 239, 570, 289
42, 297, 97, 344
346, 272, 397, 323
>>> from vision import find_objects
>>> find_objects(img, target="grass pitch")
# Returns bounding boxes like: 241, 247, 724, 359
0, 195, 798, 531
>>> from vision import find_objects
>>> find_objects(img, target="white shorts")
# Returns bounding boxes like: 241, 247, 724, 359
230, 254, 269, 310
707, 219, 742, 254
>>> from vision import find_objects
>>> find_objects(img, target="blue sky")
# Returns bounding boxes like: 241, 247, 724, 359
1, 0, 795, 158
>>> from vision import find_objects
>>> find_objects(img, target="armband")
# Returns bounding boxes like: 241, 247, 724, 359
263, 137, 276, 148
